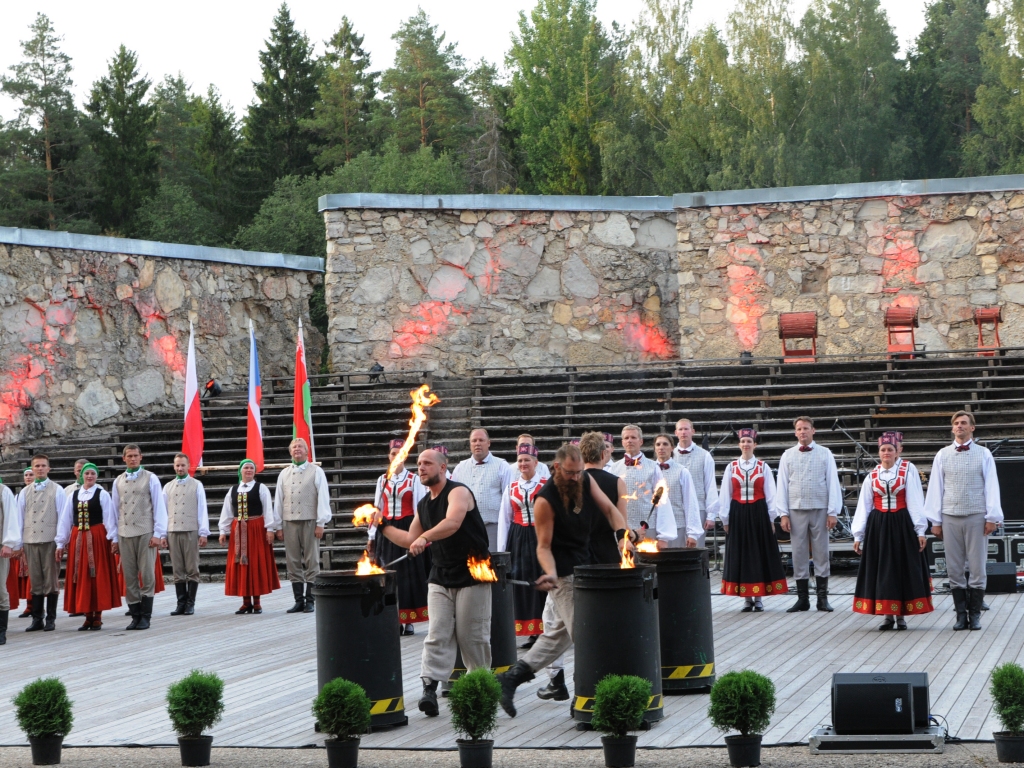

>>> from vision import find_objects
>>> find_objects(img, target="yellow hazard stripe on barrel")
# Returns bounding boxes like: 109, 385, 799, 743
573, 694, 664, 712
664, 663, 715, 679
369, 697, 404, 715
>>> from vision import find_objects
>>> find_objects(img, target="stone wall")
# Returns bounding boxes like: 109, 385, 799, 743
0, 233, 323, 445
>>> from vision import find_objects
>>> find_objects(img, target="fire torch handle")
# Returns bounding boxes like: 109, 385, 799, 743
383, 541, 431, 569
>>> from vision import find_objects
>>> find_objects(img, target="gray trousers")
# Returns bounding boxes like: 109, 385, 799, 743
421, 582, 491, 683
120, 534, 156, 603
787, 508, 830, 579
541, 592, 565, 679
283, 519, 319, 583
943, 513, 988, 590
24, 542, 58, 595
485, 522, 499, 554
523, 576, 574, 674
167, 531, 200, 583
0, 557, 9, 611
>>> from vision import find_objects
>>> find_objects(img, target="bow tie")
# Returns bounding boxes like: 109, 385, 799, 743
659, 463, 670, 470
624, 456, 641, 467
956, 444, 970, 452
799, 446, 813, 453
476, 461, 487, 466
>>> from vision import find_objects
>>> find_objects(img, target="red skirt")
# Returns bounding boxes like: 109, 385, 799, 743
16, 555, 30, 599
224, 517, 281, 597
116, 550, 166, 595
5, 558, 20, 610
64, 525, 121, 613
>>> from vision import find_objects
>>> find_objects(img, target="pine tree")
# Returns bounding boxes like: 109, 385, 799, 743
152, 73, 202, 189
192, 86, 242, 236
464, 61, 517, 193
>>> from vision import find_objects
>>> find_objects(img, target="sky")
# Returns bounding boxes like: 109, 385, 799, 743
0, 0, 931, 120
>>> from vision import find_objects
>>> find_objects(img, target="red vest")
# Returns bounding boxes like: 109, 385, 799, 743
509, 477, 547, 526
380, 473, 416, 520
870, 461, 908, 513
729, 460, 767, 503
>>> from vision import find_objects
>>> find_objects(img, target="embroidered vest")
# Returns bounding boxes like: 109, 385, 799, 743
729, 460, 767, 503
509, 477, 546, 526
115, 470, 156, 538
870, 461, 909, 513
23, 482, 61, 544
166, 477, 201, 532
380, 472, 415, 520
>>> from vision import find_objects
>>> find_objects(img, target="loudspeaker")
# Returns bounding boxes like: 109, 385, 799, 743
1008, 537, 1024, 570
986, 562, 1017, 594
988, 537, 1007, 564
832, 672, 929, 733
924, 537, 946, 577
996, 458, 1024, 522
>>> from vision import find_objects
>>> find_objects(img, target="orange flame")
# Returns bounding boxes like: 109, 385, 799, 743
651, 479, 669, 505
468, 556, 498, 582
355, 550, 385, 576
620, 530, 636, 569
636, 539, 659, 553
387, 384, 441, 480
352, 504, 378, 527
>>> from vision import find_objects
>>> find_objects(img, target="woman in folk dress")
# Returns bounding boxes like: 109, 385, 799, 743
219, 459, 280, 614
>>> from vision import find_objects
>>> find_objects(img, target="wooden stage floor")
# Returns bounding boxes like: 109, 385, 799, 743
0, 573, 1018, 748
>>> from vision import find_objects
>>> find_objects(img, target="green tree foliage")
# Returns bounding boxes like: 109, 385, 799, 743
191, 86, 243, 237
12, 677, 73, 739
165, 670, 224, 739
464, 61, 518, 193
152, 74, 202, 189
135, 180, 223, 246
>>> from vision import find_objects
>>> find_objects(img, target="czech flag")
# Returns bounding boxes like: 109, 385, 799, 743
246, 319, 265, 472
293, 318, 315, 461
181, 321, 204, 475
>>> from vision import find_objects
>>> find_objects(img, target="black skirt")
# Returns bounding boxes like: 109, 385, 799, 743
375, 517, 431, 624
721, 499, 788, 599
853, 508, 933, 616
508, 524, 546, 636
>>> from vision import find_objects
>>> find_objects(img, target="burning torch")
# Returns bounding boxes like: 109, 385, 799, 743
639, 482, 667, 536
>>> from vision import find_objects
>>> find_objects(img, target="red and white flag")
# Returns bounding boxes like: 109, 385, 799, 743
293, 318, 316, 462
181, 321, 204, 475
246, 319, 265, 472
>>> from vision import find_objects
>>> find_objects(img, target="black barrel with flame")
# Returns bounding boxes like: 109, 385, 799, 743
313, 569, 408, 730
449, 552, 517, 682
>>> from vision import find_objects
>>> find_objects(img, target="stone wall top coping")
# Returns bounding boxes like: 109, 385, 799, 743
672, 174, 1024, 208
0, 226, 324, 273
317, 192, 675, 213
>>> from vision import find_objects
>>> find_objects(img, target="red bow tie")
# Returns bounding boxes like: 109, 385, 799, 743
625, 456, 641, 467
956, 444, 970, 452
799, 446, 813, 452
677, 448, 691, 455
659, 463, 670, 470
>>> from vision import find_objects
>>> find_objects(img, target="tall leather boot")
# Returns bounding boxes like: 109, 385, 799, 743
125, 602, 141, 631
536, 669, 569, 701
968, 588, 984, 631
43, 593, 57, 631
951, 588, 969, 631
184, 582, 198, 616
815, 577, 834, 612
303, 582, 315, 613
286, 582, 305, 613
0, 609, 8, 645
25, 595, 45, 632
497, 660, 535, 718
170, 582, 188, 615
786, 579, 810, 613
136, 596, 153, 630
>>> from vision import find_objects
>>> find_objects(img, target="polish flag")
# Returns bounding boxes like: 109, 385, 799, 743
293, 318, 316, 461
246, 319, 265, 472
181, 321, 203, 475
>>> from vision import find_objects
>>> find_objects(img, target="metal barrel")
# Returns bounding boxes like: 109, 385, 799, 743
639, 548, 716, 693
572, 564, 664, 725
312, 570, 408, 730
449, 551, 517, 681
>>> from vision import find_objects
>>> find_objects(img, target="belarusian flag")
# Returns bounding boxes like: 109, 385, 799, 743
246, 319, 264, 472
181, 321, 203, 475
293, 318, 316, 461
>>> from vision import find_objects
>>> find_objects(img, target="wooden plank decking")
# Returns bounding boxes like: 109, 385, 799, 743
0, 574, 1019, 748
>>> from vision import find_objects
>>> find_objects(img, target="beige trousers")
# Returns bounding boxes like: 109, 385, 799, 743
523, 575, 575, 673
283, 519, 319, 583
420, 582, 492, 683
24, 542, 58, 595
168, 531, 200, 583
120, 534, 156, 603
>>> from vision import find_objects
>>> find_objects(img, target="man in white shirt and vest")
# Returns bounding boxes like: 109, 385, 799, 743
776, 416, 843, 613
0, 475, 21, 642
451, 428, 512, 552
163, 453, 210, 617
609, 425, 678, 543
924, 410, 1003, 631
111, 444, 168, 631
271, 438, 332, 614
673, 418, 719, 546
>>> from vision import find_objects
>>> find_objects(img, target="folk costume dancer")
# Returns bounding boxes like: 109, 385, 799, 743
0, 476, 17, 643
673, 419, 720, 546
13, 468, 33, 617
508, 434, 551, 483
163, 453, 210, 616
924, 411, 1003, 631
497, 444, 548, 647
609, 425, 678, 544
718, 430, 787, 612
652, 434, 702, 549
776, 416, 843, 613
375, 449, 493, 718
497, 444, 630, 718
368, 439, 429, 635
111, 444, 168, 631
451, 428, 513, 552
220, 460, 279, 614
271, 438, 332, 614
852, 433, 932, 630
56, 463, 120, 630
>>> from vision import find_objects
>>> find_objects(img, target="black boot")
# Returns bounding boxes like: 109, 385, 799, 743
969, 588, 984, 631
536, 669, 569, 701
25, 595, 45, 632
303, 583, 315, 613
497, 660, 535, 718
136, 596, 153, 630
786, 579, 810, 613
125, 603, 141, 631
815, 577, 834, 613
286, 582, 305, 613
43, 593, 57, 631
184, 582, 197, 616
170, 582, 188, 615
419, 679, 439, 717
0, 609, 8, 645
951, 588, 969, 631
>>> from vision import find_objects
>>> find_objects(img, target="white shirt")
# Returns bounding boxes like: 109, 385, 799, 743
56, 485, 118, 547
609, 453, 678, 541
1, 484, 19, 549
774, 442, 843, 517
368, 468, 427, 539
10, 479, 72, 549
922, 439, 1004, 525
853, 460, 927, 542
219, 481, 275, 534
450, 452, 513, 525
496, 474, 545, 551
111, 468, 169, 539
269, 463, 333, 530
162, 477, 211, 537
673, 443, 720, 521
717, 458, 777, 526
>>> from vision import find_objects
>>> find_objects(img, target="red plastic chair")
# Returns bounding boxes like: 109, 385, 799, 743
975, 307, 1003, 357
884, 306, 919, 358
778, 312, 818, 363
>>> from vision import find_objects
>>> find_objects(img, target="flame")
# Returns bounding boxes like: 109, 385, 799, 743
387, 384, 441, 480
468, 556, 498, 582
622, 491, 639, 501
652, 479, 669, 505
355, 550, 385, 576
636, 539, 659, 553
352, 504, 378, 527
620, 530, 636, 569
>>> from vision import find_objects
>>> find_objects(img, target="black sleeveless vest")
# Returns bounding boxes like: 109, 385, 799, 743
585, 469, 621, 565
418, 479, 489, 589
71, 489, 105, 528
229, 482, 265, 520
537, 478, 595, 577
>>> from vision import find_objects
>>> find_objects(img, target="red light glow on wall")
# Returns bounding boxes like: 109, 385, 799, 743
725, 247, 768, 351
391, 301, 467, 355
622, 314, 674, 358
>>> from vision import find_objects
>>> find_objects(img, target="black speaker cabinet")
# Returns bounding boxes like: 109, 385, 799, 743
924, 537, 946, 577
987, 562, 1017, 594
1009, 537, 1024, 569
988, 537, 1007, 564
996, 457, 1024, 522
832, 672, 928, 733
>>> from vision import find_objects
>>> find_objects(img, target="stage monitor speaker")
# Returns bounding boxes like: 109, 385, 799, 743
987, 562, 1017, 594
833, 673, 929, 732
988, 537, 1008, 564
924, 537, 946, 577
833, 680, 915, 735
996, 457, 1024, 522
1008, 536, 1024, 570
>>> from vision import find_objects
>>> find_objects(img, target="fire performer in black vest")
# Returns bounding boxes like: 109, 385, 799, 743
497, 443, 630, 718
374, 449, 492, 718
852, 432, 933, 630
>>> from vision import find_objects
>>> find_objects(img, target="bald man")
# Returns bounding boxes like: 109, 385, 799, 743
451, 429, 512, 552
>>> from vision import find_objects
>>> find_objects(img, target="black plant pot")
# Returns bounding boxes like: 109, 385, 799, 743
325, 737, 361, 768
456, 738, 493, 768
601, 735, 638, 767
994, 732, 1024, 763
725, 734, 762, 767
28, 735, 63, 766
177, 735, 213, 767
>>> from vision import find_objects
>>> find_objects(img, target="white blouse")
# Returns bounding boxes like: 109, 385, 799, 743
716, 458, 777, 526
852, 460, 927, 542
219, 481, 275, 534
55, 486, 117, 548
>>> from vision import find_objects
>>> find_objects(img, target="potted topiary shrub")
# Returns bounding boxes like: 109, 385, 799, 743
166, 670, 224, 767
708, 670, 776, 768
448, 667, 501, 768
13, 677, 73, 766
992, 662, 1024, 762
591, 674, 651, 768
312, 678, 371, 768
